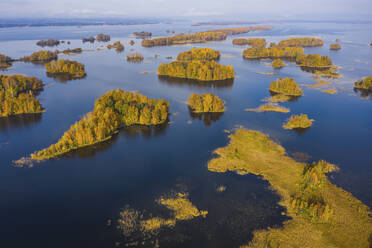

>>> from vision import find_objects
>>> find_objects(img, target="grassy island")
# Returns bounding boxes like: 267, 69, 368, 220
107, 41, 124, 52
208, 129, 372, 248
277, 37, 324, 47
243, 47, 304, 59
177, 48, 220, 61
29, 89, 169, 160
269, 77, 303, 96
82, 36, 95, 43
141, 31, 227, 47
232, 38, 266, 48
283, 114, 314, 129
271, 59, 287, 69
0, 54, 13, 69
158, 60, 234, 81
296, 54, 333, 68
246, 104, 290, 113
36, 39, 60, 47
96, 33, 110, 42
354, 76, 372, 91
188, 93, 225, 113
20, 50, 58, 63
0, 74, 44, 117
126, 53, 144, 62
45, 59, 86, 79
59, 48, 83, 55
330, 44, 341, 50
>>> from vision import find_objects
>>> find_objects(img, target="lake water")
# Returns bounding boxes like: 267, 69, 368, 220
0, 21, 371, 248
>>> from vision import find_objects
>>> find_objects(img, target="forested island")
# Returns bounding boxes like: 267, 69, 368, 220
96, 33, 110, 42
330, 44, 341, 50
295, 54, 333, 68
188, 93, 225, 113
208, 129, 372, 248
354, 76, 372, 91
232, 38, 266, 48
141, 31, 227, 47
133, 31, 152, 37
207, 26, 272, 35
283, 114, 314, 129
277, 37, 324, 47
177, 48, 220, 61
126, 53, 144, 62
269, 77, 303, 96
45, 59, 86, 79
243, 47, 304, 59
107, 41, 124, 52
0, 54, 13, 69
29, 89, 170, 160
20, 50, 58, 63
36, 39, 60, 47
82, 36, 95, 43
271, 59, 286, 69
0, 74, 44, 117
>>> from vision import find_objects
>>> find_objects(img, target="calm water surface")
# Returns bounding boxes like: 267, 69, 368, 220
0, 21, 371, 248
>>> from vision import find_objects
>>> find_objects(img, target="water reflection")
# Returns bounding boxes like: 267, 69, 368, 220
46, 72, 87, 83
188, 107, 224, 126
354, 88, 372, 100
0, 113, 42, 132
158, 76, 234, 90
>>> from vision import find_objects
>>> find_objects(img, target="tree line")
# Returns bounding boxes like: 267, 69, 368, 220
277, 37, 324, 47
0, 54, 13, 69
177, 48, 220, 61
243, 47, 304, 59
232, 38, 266, 48
20, 50, 58, 63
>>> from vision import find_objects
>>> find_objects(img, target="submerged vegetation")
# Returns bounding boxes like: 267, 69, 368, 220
29, 89, 169, 160
20, 50, 58, 63
126, 53, 144, 62
269, 77, 303, 96
283, 114, 314, 129
243, 47, 304, 59
271, 59, 287, 69
0, 74, 44, 117
36, 39, 60, 47
330, 43, 341, 50
141, 31, 227, 47
354, 76, 372, 91
0, 54, 13, 69
188, 93, 225, 113
232, 38, 266, 48
45, 59, 86, 79
277, 37, 324, 47
208, 129, 372, 248
177, 48, 220, 61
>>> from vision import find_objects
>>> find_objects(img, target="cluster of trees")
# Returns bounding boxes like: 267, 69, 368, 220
271, 59, 286, 69
354, 76, 372, 91
0, 54, 12, 69
177, 48, 220, 61
20, 50, 58, 62
207, 26, 272, 35
188, 93, 225, 113
232, 38, 266, 48
31, 89, 169, 160
158, 60, 234, 81
96, 33, 111, 42
36, 39, 60, 47
133, 31, 152, 37
45, 59, 86, 78
277, 37, 324, 47
295, 54, 332, 68
126, 53, 144, 62
82, 36, 95, 43
0, 74, 44, 117
243, 47, 304, 59
330, 44, 341, 50
283, 114, 313, 129
141, 32, 227, 47
269, 77, 304, 96
107, 41, 124, 52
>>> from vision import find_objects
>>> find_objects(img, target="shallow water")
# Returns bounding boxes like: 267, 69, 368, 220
0, 21, 371, 248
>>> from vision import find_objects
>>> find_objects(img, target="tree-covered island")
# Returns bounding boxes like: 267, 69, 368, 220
188, 93, 225, 113
45, 59, 86, 79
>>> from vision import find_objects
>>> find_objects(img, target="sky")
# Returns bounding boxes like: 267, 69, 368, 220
1, 0, 372, 20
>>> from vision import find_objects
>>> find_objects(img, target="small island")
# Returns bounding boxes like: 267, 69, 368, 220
0, 54, 13, 69
277, 37, 324, 47
295, 54, 333, 68
246, 103, 290, 113
232, 38, 266, 48
59, 48, 83, 54
0, 74, 44, 117
330, 44, 341, 50
141, 31, 227, 47
96, 33, 110, 42
207, 26, 272, 35
133, 31, 152, 37
269, 77, 303, 96
107, 41, 124, 52
188, 93, 225, 113
20, 50, 58, 63
126, 53, 144, 62
208, 129, 372, 248
82, 36, 95, 43
36, 39, 60, 47
129, 40, 135, 46
354, 76, 372, 91
28, 89, 170, 160
282, 114, 314, 129
243, 47, 304, 59
177, 48, 220, 61
45, 59, 86, 79
271, 59, 286, 69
